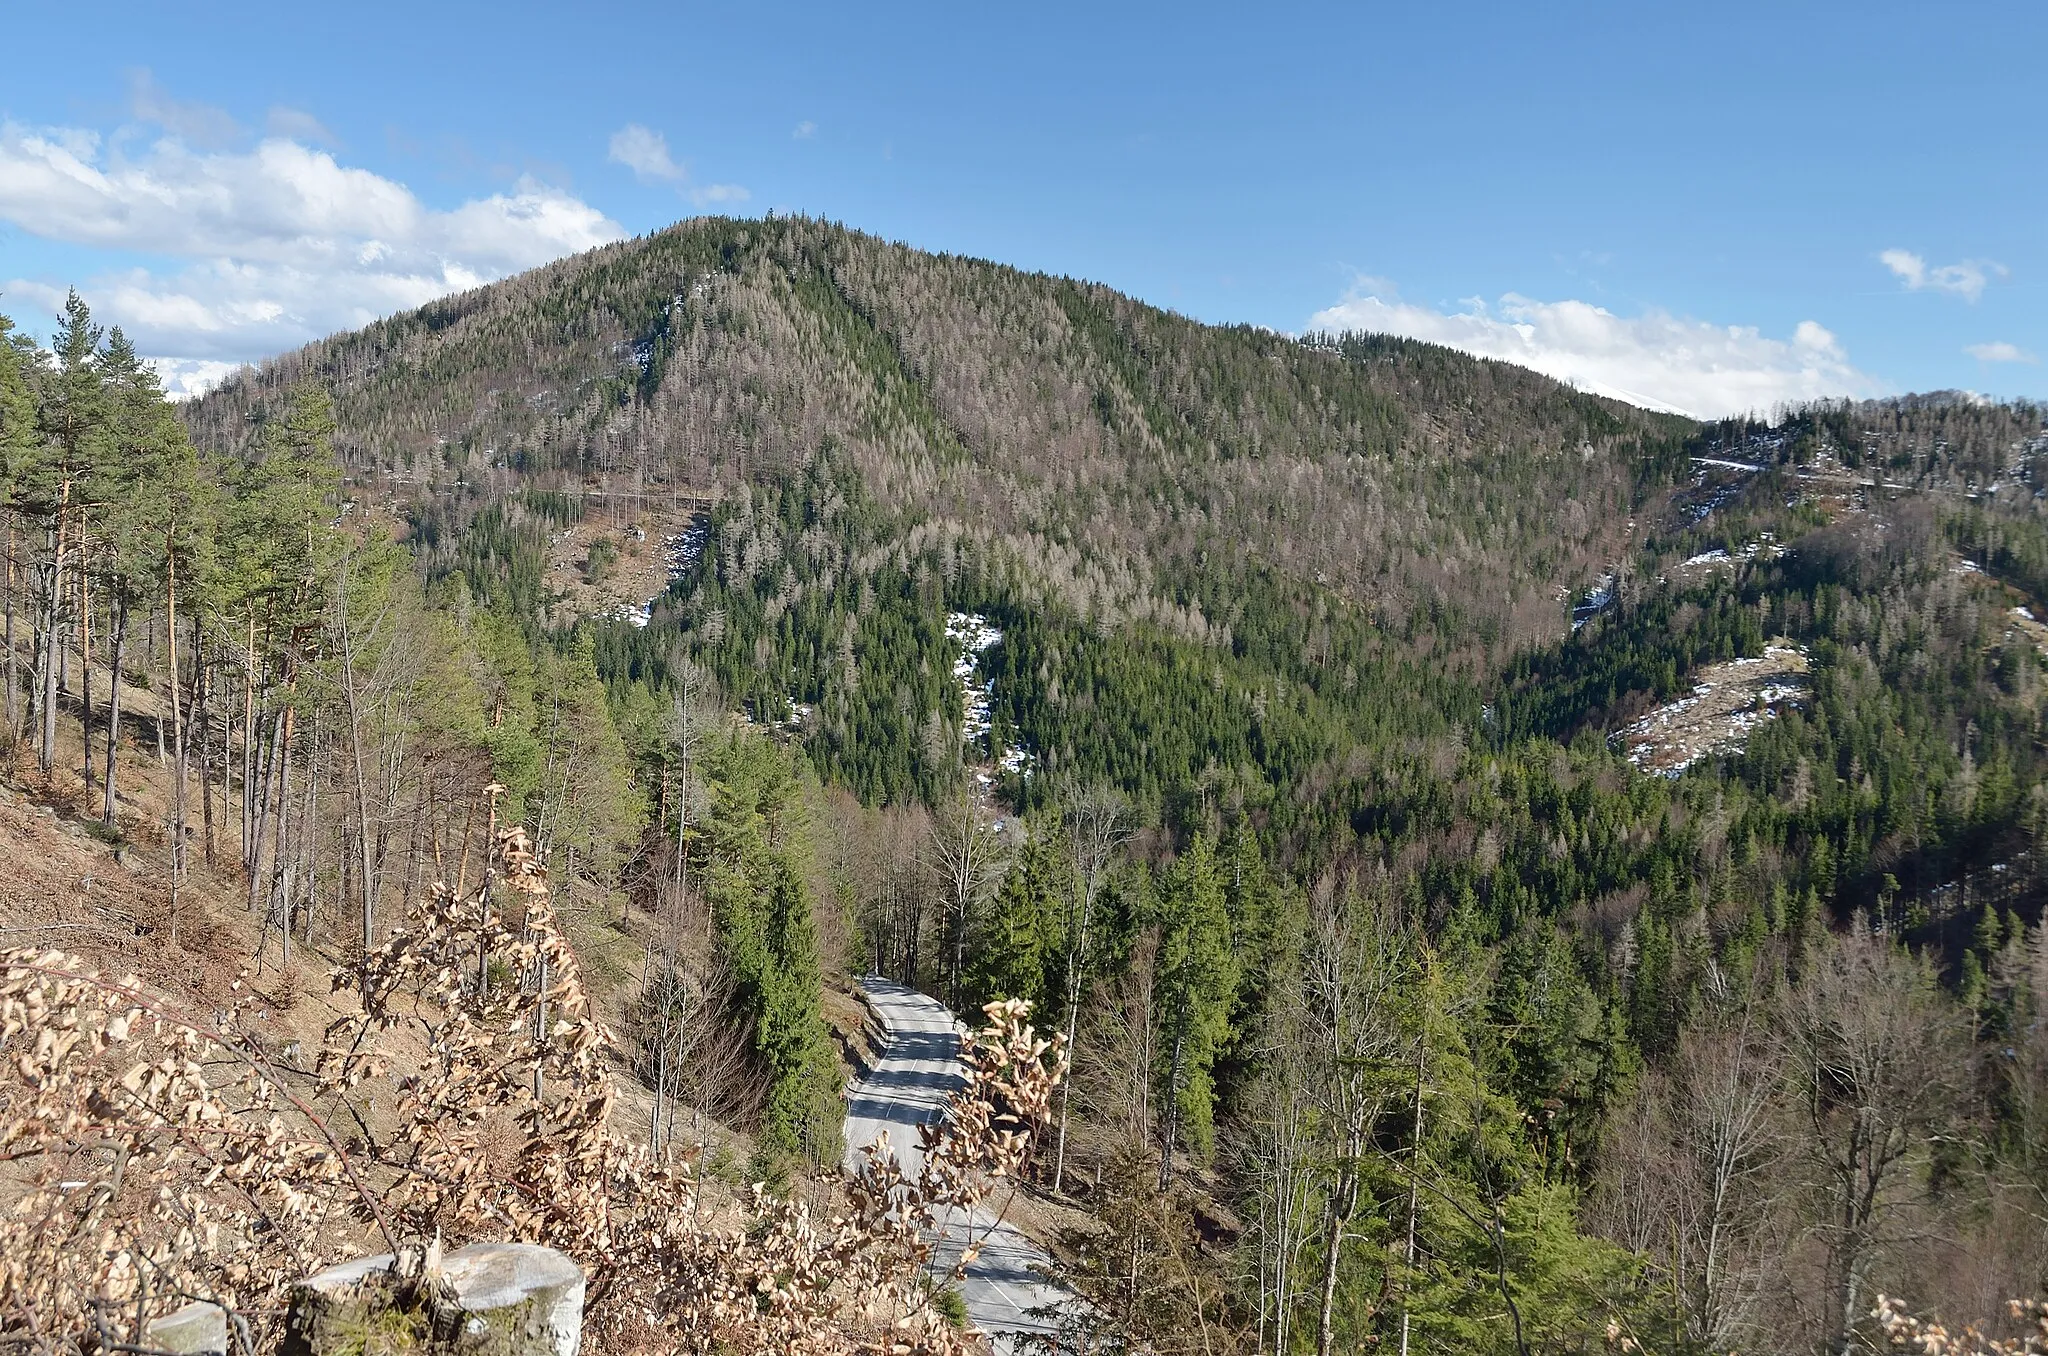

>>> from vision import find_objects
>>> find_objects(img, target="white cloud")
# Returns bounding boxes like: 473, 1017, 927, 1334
146, 357, 248, 400
607, 123, 682, 181
607, 122, 749, 207
1966, 341, 2037, 364
793, 120, 817, 139
1308, 283, 1879, 419
1880, 248, 2005, 302
0, 119, 625, 393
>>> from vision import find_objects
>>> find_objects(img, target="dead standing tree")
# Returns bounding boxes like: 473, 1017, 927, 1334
1783, 924, 1971, 1356
1297, 884, 1411, 1356
1051, 783, 1131, 1194
926, 782, 1008, 1011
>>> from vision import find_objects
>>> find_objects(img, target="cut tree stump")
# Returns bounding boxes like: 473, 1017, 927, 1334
144, 1300, 228, 1355
283, 1243, 584, 1356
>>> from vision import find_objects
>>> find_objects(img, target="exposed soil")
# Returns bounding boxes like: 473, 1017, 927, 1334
2006, 605, 2048, 657
1615, 642, 1810, 777
540, 501, 709, 629
0, 683, 759, 1177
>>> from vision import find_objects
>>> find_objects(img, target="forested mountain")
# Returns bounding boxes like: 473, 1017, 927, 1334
184, 214, 1690, 662
9, 218, 2048, 1355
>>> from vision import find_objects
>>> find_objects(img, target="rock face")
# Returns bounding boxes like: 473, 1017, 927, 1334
284, 1243, 585, 1356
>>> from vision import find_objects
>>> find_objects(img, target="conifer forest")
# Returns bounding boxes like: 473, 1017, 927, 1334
6, 215, 2048, 1354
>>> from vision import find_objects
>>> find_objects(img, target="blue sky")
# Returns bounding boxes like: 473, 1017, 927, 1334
1, 0, 2041, 416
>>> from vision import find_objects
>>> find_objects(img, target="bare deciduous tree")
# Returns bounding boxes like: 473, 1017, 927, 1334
1781, 925, 1971, 1356
1236, 981, 1318, 1356
1594, 961, 1786, 1353
1297, 883, 1411, 1356
1052, 782, 1130, 1193
925, 782, 1007, 1010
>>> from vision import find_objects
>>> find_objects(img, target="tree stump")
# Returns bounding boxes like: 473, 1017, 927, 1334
144, 1300, 228, 1355
284, 1243, 585, 1356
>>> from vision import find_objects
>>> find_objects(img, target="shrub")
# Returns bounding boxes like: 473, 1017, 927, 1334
0, 819, 1066, 1356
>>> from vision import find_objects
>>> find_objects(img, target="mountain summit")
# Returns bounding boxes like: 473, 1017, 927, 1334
185, 215, 1690, 659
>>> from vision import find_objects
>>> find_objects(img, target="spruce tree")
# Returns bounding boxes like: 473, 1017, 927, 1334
964, 823, 1065, 1012
1212, 825, 1295, 1111
1154, 832, 1239, 1173
704, 732, 839, 1165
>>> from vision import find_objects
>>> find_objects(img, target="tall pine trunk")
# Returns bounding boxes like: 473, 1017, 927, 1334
152, 609, 166, 765
338, 574, 378, 964
298, 719, 319, 945
243, 621, 257, 867
166, 532, 187, 938
38, 515, 63, 773
79, 529, 93, 800
4, 520, 17, 741
265, 715, 294, 969
249, 705, 286, 912
100, 597, 127, 824
216, 674, 230, 864
198, 658, 215, 867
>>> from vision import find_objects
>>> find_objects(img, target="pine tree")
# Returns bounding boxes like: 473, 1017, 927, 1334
704, 731, 839, 1164
965, 823, 1066, 1012
0, 311, 40, 740
94, 330, 202, 823
30, 292, 108, 772
0, 313, 33, 478
1154, 833, 1239, 1174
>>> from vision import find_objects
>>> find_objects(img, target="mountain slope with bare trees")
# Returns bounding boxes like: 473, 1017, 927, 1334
181, 214, 1694, 664
13, 218, 2048, 1356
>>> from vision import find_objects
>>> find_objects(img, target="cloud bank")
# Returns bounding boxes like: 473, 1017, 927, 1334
0, 118, 626, 396
1308, 285, 1879, 419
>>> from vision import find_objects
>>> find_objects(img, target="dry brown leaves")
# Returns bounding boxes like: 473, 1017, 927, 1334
592, 997, 1065, 1356
0, 948, 368, 1349
1875, 1295, 2048, 1356
0, 821, 1065, 1356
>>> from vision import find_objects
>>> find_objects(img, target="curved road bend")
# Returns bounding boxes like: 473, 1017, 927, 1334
843, 979, 1072, 1352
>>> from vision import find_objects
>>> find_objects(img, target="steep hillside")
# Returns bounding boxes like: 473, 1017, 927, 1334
20, 218, 2048, 1355
183, 215, 1692, 659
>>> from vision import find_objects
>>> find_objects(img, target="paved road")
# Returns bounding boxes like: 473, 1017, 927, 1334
844, 978, 1071, 1351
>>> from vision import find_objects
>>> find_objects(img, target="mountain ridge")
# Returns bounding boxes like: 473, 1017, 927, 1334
181, 214, 1695, 665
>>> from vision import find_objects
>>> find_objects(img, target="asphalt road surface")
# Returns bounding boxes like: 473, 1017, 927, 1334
843, 978, 1072, 1351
